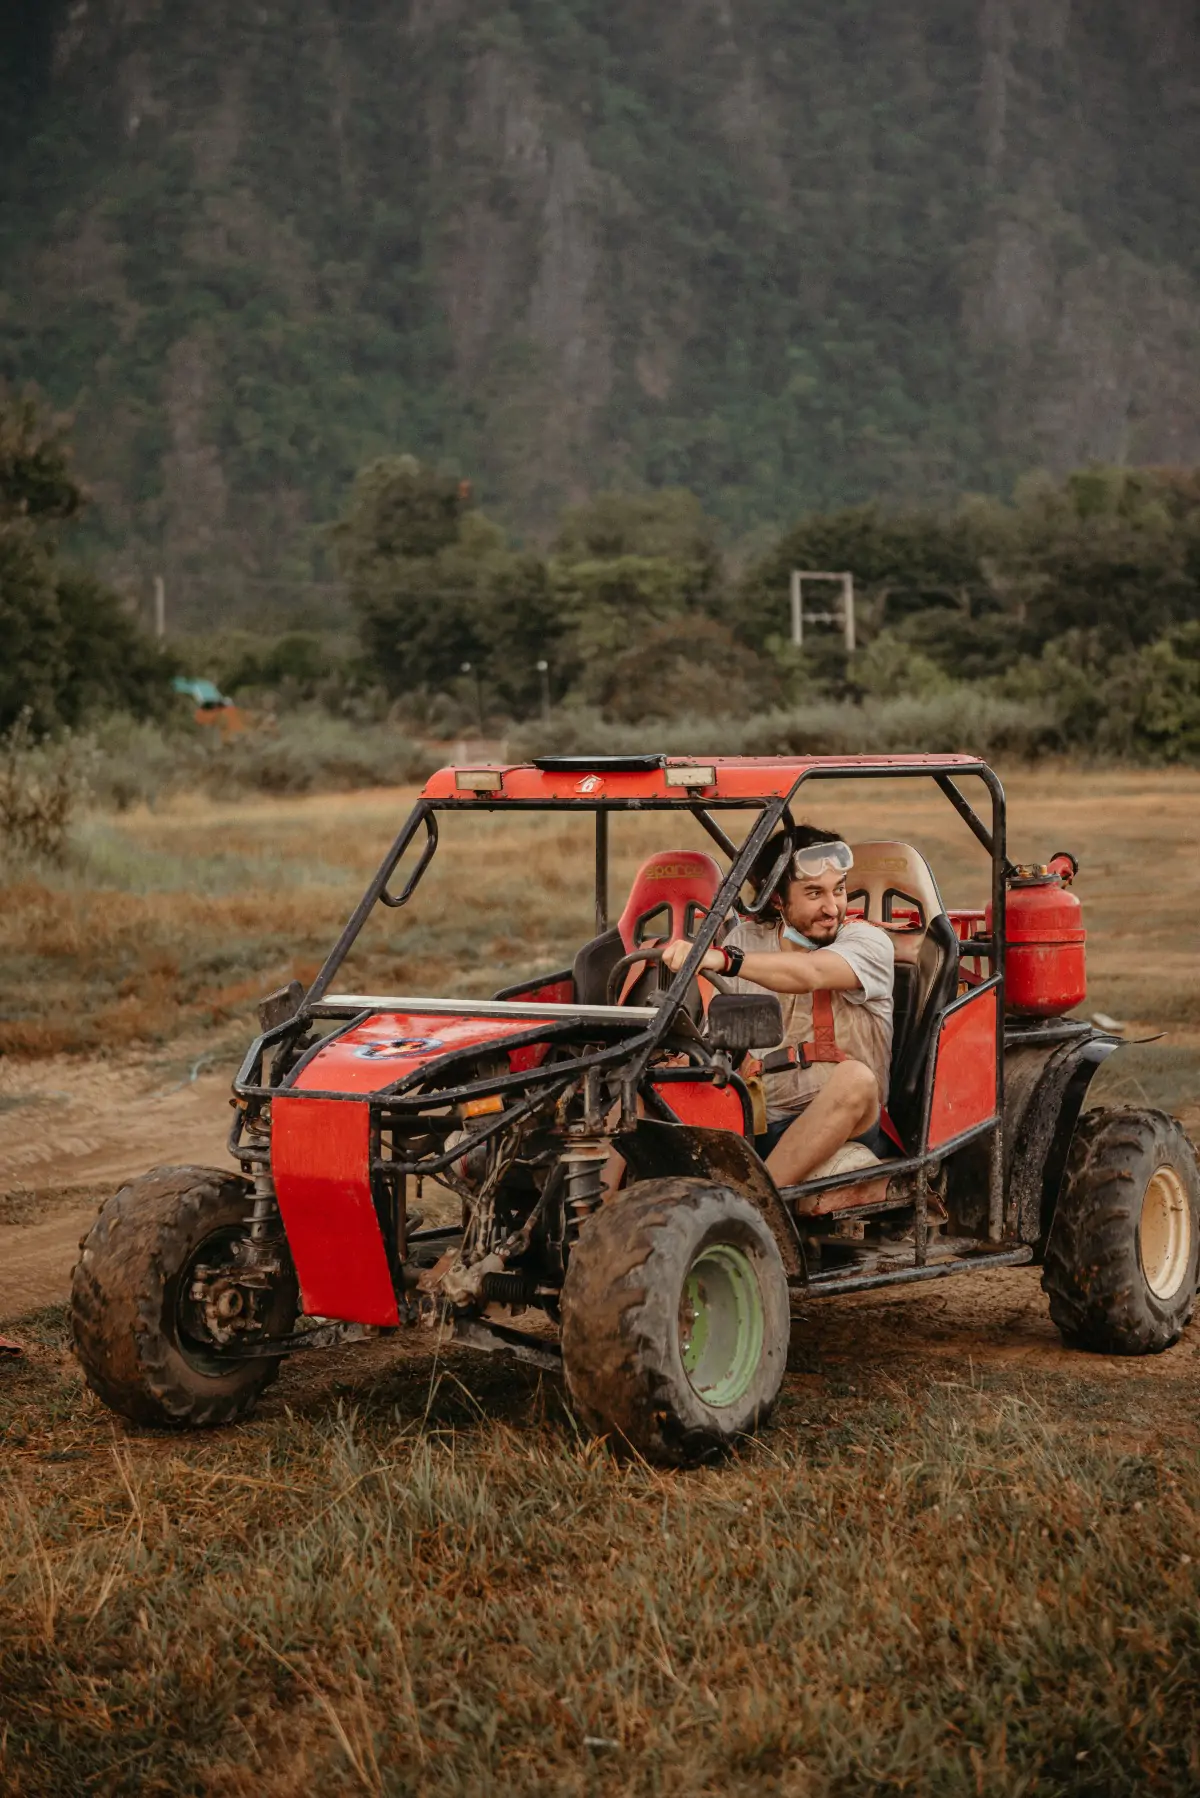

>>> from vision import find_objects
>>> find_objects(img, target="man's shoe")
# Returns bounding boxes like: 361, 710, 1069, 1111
793, 1142, 889, 1216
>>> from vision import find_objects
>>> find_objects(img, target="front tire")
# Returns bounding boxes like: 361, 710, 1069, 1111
1042, 1108, 1200, 1355
560, 1177, 790, 1466
71, 1165, 298, 1428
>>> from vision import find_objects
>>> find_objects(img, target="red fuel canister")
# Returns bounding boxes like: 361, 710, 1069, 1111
986, 857, 1087, 1017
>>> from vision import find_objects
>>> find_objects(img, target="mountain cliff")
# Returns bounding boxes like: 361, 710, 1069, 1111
2, 0, 1199, 623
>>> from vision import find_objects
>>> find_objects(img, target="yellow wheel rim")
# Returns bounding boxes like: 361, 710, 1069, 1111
1139, 1165, 1192, 1302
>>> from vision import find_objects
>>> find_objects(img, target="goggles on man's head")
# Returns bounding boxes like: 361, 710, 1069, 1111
790, 840, 854, 881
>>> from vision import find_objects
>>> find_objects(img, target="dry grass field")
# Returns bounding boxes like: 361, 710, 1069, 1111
2, 764, 1200, 1794
3, 762, 1199, 1054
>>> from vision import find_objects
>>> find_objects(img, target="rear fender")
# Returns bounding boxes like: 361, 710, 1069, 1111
1006, 1035, 1121, 1247
613, 1119, 804, 1277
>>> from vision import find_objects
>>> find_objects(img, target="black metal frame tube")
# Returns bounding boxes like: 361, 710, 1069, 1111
979, 764, 1008, 1238
935, 773, 1003, 862
689, 805, 739, 859
306, 800, 435, 1005
777, 1112, 999, 1208
800, 1243, 1032, 1297
595, 811, 609, 934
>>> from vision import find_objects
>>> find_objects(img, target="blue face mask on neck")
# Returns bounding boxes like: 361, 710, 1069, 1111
782, 923, 824, 950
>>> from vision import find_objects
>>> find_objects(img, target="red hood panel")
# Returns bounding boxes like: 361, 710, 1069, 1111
290, 1011, 541, 1095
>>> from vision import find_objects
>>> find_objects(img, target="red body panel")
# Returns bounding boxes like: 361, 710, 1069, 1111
271, 1096, 399, 1325
650, 1077, 748, 1134
510, 1040, 554, 1074
291, 1011, 545, 1094
421, 753, 986, 807
497, 975, 574, 1005
926, 985, 999, 1151
493, 976, 573, 1072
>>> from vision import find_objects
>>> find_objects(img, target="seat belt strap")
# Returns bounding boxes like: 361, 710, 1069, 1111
745, 990, 848, 1076
879, 1106, 905, 1151
800, 988, 847, 1065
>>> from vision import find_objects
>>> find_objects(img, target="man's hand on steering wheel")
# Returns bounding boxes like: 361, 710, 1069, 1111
661, 937, 728, 976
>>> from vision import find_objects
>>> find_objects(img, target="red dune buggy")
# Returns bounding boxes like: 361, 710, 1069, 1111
71, 754, 1200, 1463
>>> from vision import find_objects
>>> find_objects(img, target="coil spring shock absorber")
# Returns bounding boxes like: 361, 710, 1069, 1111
234, 1107, 286, 1273
562, 1141, 609, 1248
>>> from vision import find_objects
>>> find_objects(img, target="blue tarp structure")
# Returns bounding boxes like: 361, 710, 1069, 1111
173, 676, 231, 708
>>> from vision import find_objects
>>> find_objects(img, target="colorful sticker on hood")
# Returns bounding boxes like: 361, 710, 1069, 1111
355, 1035, 446, 1060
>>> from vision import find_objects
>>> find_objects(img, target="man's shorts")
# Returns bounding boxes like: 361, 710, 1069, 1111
755, 1115, 895, 1161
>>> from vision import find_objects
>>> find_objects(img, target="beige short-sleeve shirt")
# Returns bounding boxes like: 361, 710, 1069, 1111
723, 916, 895, 1118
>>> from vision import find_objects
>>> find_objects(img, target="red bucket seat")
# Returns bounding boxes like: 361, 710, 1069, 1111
573, 849, 724, 1003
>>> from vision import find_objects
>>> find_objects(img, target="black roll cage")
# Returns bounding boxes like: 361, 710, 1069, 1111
234, 759, 1012, 1252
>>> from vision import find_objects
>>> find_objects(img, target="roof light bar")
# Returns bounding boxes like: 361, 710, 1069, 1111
664, 765, 716, 788
455, 768, 504, 792
532, 755, 666, 773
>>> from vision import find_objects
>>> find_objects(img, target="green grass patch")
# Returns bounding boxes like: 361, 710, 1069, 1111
4, 1303, 1200, 1794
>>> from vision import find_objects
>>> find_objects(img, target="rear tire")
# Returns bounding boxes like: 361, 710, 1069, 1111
1042, 1108, 1200, 1355
560, 1177, 790, 1466
71, 1166, 298, 1428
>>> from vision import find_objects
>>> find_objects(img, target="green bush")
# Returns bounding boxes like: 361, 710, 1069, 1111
1005, 622, 1200, 761
201, 715, 436, 797
87, 713, 436, 811
0, 710, 95, 865
334, 458, 565, 713
852, 628, 954, 701
1107, 624, 1200, 759
507, 689, 1057, 763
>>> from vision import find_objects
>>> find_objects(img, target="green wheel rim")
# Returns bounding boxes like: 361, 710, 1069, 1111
678, 1242, 765, 1409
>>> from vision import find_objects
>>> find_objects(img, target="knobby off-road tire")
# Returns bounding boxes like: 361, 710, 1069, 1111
560, 1177, 790, 1466
71, 1166, 298, 1428
1042, 1108, 1200, 1355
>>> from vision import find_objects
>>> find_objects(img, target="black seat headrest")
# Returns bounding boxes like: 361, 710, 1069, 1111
888, 913, 960, 1150
572, 928, 624, 1007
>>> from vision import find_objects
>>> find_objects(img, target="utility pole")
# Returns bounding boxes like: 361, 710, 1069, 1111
461, 661, 485, 737
536, 658, 551, 722
789, 571, 855, 652
153, 574, 166, 641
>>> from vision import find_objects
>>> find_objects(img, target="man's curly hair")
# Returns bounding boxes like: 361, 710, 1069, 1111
746, 822, 845, 913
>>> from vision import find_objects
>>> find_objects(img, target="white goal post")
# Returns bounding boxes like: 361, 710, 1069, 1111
789, 570, 856, 652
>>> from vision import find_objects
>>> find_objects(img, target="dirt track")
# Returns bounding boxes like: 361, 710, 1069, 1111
4, 1048, 1200, 1423
0, 1054, 236, 1318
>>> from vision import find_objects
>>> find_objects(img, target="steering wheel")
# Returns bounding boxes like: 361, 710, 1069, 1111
605, 943, 732, 1007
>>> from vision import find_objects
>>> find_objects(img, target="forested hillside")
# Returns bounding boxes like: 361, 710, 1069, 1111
2, 0, 1199, 626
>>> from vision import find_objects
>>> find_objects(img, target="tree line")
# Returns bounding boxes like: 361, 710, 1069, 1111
3, 396, 1200, 761
0, 396, 175, 734
328, 453, 1200, 757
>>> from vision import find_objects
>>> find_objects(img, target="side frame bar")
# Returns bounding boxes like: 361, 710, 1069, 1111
307, 800, 437, 1005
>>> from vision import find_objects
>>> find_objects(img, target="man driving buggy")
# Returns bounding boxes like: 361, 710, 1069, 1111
661, 826, 895, 1190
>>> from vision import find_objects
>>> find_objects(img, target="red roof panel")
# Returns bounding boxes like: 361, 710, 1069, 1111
421, 753, 984, 805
